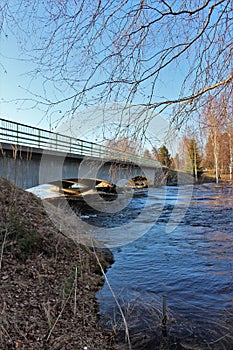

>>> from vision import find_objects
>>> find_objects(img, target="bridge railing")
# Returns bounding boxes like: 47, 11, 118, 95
0, 118, 160, 168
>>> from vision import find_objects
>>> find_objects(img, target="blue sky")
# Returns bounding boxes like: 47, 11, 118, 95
0, 1, 190, 147
1, 34, 44, 126
0, 0, 230, 143
0, 32, 63, 129
0, 32, 186, 133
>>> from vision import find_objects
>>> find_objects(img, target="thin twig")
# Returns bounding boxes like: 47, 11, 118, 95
92, 242, 132, 350
0, 229, 7, 272
46, 295, 70, 342
74, 266, 78, 316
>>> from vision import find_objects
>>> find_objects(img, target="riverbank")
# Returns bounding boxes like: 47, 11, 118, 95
0, 177, 119, 350
162, 166, 220, 186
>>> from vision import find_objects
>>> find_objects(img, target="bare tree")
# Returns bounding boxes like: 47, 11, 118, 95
143, 149, 152, 158
1, 0, 232, 132
178, 129, 203, 181
106, 136, 139, 154
201, 94, 232, 183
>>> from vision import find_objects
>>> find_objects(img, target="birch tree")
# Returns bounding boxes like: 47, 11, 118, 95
202, 95, 232, 183
186, 138, 203, 181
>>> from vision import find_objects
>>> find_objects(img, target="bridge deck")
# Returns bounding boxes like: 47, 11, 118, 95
0, 118, 160, 168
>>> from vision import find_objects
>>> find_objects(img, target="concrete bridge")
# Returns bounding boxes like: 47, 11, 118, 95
0, 118, 161, 191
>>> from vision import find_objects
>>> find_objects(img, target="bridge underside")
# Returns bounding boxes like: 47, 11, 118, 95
49, 174, 151, 197
49, 178, 117, 196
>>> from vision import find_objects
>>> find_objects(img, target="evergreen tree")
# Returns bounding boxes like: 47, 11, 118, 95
157, 145, 171, 168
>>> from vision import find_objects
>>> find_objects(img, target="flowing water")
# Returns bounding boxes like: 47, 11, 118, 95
92, 183, 233, 349
31, 182, 233, 348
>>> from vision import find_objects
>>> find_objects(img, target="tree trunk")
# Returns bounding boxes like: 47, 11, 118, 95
213, 130, 219, 184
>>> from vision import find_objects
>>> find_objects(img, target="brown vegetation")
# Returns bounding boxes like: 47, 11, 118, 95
0, 177, 118, 350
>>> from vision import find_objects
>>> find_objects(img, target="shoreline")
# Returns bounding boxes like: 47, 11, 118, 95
0, 177, 119, 350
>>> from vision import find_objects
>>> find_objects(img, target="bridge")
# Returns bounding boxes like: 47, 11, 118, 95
0, 118, 161, 192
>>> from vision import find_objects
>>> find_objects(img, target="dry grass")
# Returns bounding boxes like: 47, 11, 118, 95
0, 177, 118, 350
98, 290, 233, 350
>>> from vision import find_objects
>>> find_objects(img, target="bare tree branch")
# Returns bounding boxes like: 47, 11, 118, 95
1, 0, 232, 131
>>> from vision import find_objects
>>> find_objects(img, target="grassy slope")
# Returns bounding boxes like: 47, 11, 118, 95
0, 178, 117, 350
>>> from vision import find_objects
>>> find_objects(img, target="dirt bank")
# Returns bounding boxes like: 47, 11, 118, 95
0, 178, 118, 350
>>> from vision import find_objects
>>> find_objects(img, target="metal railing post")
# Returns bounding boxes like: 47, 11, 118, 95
69, 137, 72, 153
38, 130, 40, 148
16, 123, 19, 144
80, 140, 83, 155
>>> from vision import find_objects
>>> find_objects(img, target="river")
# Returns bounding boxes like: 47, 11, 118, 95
30, 182, 233, 349
92, 183, 233, 349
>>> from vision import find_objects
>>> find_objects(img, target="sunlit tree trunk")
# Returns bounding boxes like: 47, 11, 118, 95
212, 129, 219, 184
194, 145, 198, 183
201, 95, 232, 184
229, 144, 232, 180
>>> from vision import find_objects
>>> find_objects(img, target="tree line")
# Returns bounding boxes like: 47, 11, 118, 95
107, 92, 232, 184
159, 93, 232, 183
